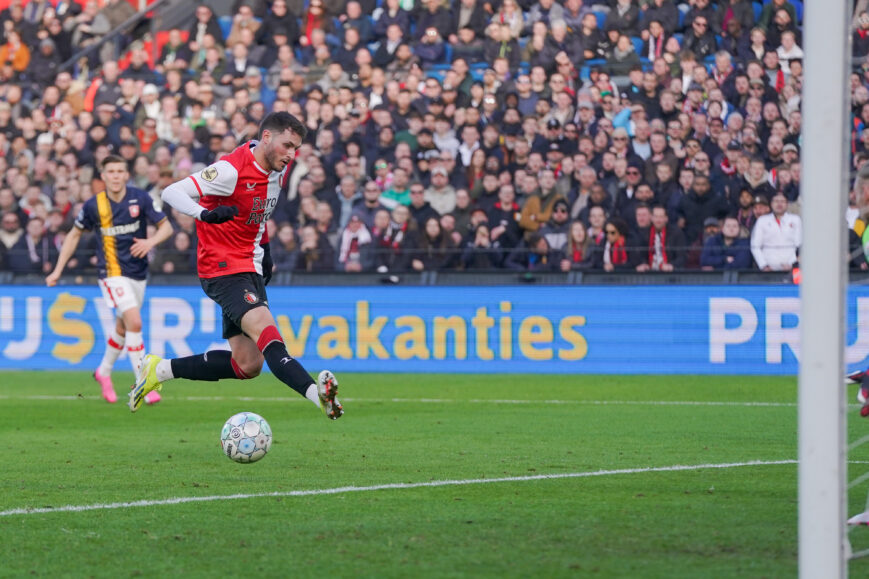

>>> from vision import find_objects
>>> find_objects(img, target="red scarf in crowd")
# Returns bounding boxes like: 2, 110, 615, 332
648, 227, 668, 265
304, 13, 322, 45
719, 158, 736, 176
773, 68, 785, 93
610, 238, 627, 265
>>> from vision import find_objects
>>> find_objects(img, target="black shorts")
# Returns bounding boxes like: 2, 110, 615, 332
200, 272, 269, 339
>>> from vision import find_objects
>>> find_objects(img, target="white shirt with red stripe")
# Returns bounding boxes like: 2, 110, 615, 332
161, 141, 289, 278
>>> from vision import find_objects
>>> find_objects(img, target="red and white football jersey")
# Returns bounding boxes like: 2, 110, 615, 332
188, 142, 288, 278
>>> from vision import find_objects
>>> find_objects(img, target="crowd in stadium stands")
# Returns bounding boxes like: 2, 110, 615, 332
0, 0, 868, 276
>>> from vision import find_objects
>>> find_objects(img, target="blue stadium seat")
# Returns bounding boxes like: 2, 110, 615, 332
442, 43, 453, 64
218, 15, 232, 41
673, 32, 683, 47
677, 4, 688, 29
631, 36, 643, 55
752, 2, 762, 23
791, 0, 802, 23
593, 10, 606, 30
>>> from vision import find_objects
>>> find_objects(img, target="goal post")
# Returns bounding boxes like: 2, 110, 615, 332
798, 0, 850, 576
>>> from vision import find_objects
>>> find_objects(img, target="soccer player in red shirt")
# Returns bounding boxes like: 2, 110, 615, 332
129, 112, 343, 420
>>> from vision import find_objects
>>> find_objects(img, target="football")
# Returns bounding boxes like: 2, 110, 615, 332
220, 412, 272, 463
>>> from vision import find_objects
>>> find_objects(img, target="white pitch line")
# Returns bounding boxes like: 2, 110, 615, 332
0, 459, 796, 518
0, 395, 799, 407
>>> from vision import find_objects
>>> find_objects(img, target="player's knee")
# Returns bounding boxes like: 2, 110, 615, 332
240, 360, 263, 378
232, 354, 263, 379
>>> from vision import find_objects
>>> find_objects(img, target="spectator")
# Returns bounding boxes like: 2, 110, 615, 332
683, 17, 718, 59
424, 167, 457, 215
351, 181, 389, 229
643, 0, 679, 36
406, 182, 438, 229
415, 26, 446, 66
684, 0, 720, 34
271, 223, 300, 273
637, 204, 687, 272
607, 0, 640, 37
300, 0, 333, 50
28, 38, 59, 90
413, 216, 459, 271
490, 0, 524, 40
337, 214, 374, 272
375, 0, 411, 40
462, 222, 502, 270
372, 205, 419, 272
296, 224, 336, 272
505, 232, 560, 271
758, 0, 797, 32
67, 0, 110, 64
701, 215, 752, 270
539, 199, 571, 251
750, 191, 801, 271
578, 12, 607, 61
519, 168, 567, 233
560, 220, 592, 271
589, 217, 641, 272
678, 172, 730, 245
152, 230, 195, 275
606, 34, 641, 77
8, 215, 56, 274
0, 210, 23, 252
340, 1, 373, 44
0, 28, 29, 78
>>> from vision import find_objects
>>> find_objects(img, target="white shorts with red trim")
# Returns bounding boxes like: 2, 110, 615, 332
99, 276, 147, 315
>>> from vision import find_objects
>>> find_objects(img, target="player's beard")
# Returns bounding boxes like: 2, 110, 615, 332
265, 146, 286, 173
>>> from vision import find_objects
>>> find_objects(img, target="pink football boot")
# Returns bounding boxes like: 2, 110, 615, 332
94, 369, 117, 403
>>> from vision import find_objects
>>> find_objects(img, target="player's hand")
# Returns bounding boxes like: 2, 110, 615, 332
261, 242, 273, 285
130, 237, 152, 258
200, 206, 239, 224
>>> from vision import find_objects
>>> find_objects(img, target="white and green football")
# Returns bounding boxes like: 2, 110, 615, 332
220, 412, 272, 463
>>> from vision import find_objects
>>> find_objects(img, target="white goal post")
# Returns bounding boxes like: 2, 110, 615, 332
799, 0, 850, 576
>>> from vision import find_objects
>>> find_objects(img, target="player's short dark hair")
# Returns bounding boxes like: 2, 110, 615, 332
258, 111, 307, 141
101, 155, 127, 171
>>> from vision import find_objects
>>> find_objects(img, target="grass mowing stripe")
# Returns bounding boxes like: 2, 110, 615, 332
0, 459, 796, 518
0, 394, 799, 407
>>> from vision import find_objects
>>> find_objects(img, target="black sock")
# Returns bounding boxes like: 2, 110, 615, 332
262, 341, 315, 396
171, 350, 236, 381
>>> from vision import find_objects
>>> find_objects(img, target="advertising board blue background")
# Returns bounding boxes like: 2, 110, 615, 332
1, 285, 868, 374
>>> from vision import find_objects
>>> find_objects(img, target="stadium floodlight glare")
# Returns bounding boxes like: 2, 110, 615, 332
798, 0, 849, 576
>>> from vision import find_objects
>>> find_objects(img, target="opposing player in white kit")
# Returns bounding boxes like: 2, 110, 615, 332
46, 155, 174, 403
130, 112, 343, 420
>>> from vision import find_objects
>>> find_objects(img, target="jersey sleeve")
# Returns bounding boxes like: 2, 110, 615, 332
74, 200, 96, 231
141, 190, 167, 225
189, 160, 239, 198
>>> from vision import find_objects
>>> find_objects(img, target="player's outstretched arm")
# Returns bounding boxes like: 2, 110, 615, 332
46, 226, 83, 287
161, 164, 238, 225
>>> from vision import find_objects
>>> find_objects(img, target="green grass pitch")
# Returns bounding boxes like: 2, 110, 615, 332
2, 371, 869, 577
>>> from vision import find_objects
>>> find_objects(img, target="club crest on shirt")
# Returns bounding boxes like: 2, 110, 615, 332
202, 167, 218, 182
243, 290, 258, 305
129, 204, 139, 218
